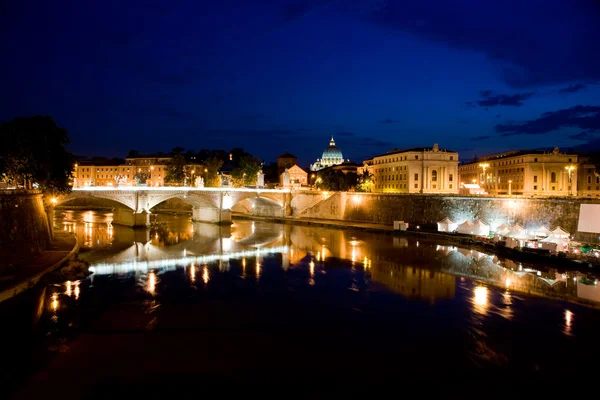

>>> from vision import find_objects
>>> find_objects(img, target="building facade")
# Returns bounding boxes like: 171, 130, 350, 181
370, 144, 459, 194
458, 148, 578, 196
310, 136, 345, 171
280, 164, 308, 188
576, 156, 600, 197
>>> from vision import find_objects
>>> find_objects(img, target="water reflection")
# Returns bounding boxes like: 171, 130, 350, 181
54, 211, 600, 309
473, 286, 489, 315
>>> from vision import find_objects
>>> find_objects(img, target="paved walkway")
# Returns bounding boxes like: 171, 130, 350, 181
0, 232, 78, 303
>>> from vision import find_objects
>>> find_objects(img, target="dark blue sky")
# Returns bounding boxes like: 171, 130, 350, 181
1, 0, 599, 165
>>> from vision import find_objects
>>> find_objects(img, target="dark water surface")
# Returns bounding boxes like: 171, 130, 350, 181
3, 210, 600, 398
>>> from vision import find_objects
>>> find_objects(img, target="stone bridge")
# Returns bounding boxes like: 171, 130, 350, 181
56, 187, 295, 226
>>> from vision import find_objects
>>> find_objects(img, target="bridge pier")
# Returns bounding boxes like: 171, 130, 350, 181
192, 207, 231, 225
112, 208, 150, 228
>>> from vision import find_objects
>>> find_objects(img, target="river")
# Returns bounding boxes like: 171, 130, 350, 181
3, 209, 600, 398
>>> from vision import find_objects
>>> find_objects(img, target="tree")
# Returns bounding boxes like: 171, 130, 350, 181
172, 146, 185, 155
316, 169, 357, 191
128, 149, 140, 158
204, 156, 224, 187
134, 171, 149, 186
164, 154, 186, 185
0, 116, 74, 194
231, 156, 262, 187
356, 170, 373, 192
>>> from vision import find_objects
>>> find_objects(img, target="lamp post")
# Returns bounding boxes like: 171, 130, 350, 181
191, 169, 195, 187
479, 163, 489, 192
565, 165, 575, 196
508, 180, 512, 197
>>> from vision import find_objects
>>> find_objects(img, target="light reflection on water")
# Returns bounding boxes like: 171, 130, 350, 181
52, 210, 600, 309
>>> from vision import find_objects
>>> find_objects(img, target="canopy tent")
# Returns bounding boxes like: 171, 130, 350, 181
505, 224, 527, 238
457, 220, 475, 235
473, 220, 490, 237
552, 226, 570, 238
539, 234, 569, 252
533, 226, 552, 237
437, 217, 457, 233
495, 223, 509, 232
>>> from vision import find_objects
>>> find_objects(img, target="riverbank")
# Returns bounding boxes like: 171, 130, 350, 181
0, 232, 79, 304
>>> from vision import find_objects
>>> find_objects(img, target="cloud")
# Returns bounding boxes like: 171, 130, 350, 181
464, 101, 476, 109
362, 1, 600, 87
569, 130, 599, 140
239, 113, 265, 121
380, 117, 399, 124
471, 135, 491, 141
496, 105, 600, 136
559, 83, 586, 94
476, 90, 534, 107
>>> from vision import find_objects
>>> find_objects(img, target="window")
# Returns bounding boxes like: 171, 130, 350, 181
431, 170, 437, 182
450, 156, 454, 160
551, 172, 556, 183
569, 158, 572, 163
533, 175, 538, 183
534, 185, 538, 190
414, 173, 419, 181
415, 155, 419, 160
588, 176, 592, 184
589, 186, 592, 190
449, 184, 452, 189
449, 174, 453, 182
414, 183, 418, 188
596, 176, 599, 184
534, 158, 538, 162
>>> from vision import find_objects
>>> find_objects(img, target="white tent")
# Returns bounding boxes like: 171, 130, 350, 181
552, 226, 570, 238
539, 234, 569, 252
493, 225, 511, 242
473, 220, 490, 237
533, 226, 552, 237
457, 220, 475, 235
437, 217, 457, 233
495, 223, 509, 233
506, 224, 526, 238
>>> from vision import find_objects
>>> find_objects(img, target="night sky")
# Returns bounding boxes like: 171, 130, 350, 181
1, 0, 599, 166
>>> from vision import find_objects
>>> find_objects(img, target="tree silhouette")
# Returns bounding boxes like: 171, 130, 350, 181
0, 116, 74, 194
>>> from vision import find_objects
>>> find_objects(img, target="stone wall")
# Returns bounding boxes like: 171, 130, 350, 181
292, 192, 600, 241
0, 190, 51, 266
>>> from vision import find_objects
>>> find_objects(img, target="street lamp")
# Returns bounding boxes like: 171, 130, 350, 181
565, 165, 576, 196
508, 180, 512, 197
479, 163, 489, 191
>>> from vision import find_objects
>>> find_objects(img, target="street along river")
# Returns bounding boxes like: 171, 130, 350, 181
3, 209, 600, 398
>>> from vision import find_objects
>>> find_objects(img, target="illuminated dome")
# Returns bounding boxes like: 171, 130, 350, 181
310, 136, 345, 171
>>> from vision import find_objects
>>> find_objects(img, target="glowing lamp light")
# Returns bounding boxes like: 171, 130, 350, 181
50, 197, 58, 204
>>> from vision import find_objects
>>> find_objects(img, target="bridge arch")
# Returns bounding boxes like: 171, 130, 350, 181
56, 190, 137, 210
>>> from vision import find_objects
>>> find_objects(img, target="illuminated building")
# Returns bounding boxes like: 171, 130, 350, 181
310, 136, 345, 171
458, 147, 578, 196
369, 143, 459, 193
277, 152, 298, 175
281, 164, 308, 188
